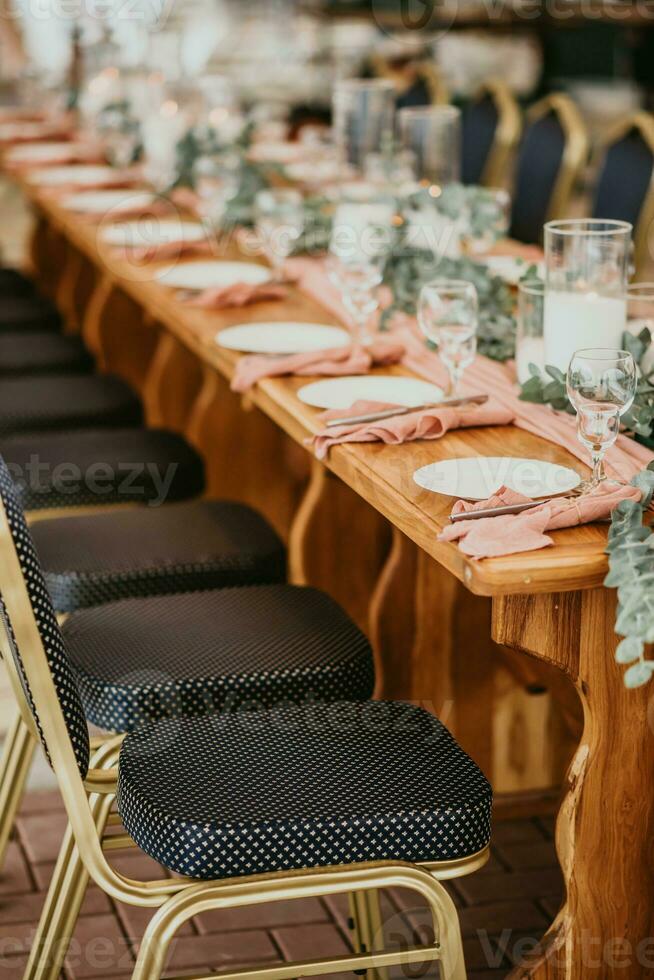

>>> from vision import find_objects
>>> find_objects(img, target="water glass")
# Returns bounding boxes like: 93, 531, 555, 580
332, 79, 395, 176
254, 189, 304, 280
566, 348, 637, 491
418, 279, 478, 396
193, 152, 241, 230
397, 105, 461, 189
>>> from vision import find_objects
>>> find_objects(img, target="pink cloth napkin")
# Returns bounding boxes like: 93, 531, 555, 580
439, 482, 643, 559
286, 257, 654, 483
310, 398, 513, 460
231, 339, 405, 394
186, 282, 288, 312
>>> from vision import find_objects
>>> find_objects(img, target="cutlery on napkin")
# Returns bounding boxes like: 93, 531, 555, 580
184, 282, 289, 311
326, 393, 488, 428
230, 339, 406, 393
439, 483, 643, 559
310, 398, 514, 460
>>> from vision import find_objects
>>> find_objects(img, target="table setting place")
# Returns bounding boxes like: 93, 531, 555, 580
4, 92, 654, 567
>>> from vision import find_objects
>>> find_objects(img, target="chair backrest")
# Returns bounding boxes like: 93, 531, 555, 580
510, 93, 589, 245
371, 54, 449, 109
0, 456, 90, 778
592, 112, 654, 276
462, 79, 522, 188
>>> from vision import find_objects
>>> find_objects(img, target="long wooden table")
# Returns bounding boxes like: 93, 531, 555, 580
12, 177, 654, 979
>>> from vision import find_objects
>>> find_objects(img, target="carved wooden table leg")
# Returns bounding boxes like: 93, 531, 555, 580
288, 460, 391, 635
494, 588, 654, 979
83, 278, 159, 388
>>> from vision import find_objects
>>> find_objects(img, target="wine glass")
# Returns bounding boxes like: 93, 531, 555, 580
566, 348, 637, 492
193, 152, 241, 230
254, 189, 304, 282
418, 279, 479, 396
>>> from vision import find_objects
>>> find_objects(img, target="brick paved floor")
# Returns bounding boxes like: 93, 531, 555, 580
0, 790, 563, 980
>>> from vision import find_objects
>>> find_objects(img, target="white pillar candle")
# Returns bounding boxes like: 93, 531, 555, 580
543, 290, 627, 373
516, 336, 545, 385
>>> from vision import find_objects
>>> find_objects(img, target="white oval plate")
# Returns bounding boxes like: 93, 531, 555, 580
217, 322, 350, 355
27, 165, 124, 186
6, 142, 86, 164
155, 261, 271, 291
100, 220, 207, 247
483, 255, 544, 286
298, 376, 443, 410
62, 189, 155, 214
413, 456, 580, 500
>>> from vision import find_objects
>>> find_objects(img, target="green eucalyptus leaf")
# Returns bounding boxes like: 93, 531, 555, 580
616, 636, 644, 664
624, 661, 654, 688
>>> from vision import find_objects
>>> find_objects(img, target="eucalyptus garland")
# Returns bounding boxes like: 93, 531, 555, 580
605, 464, 654, 688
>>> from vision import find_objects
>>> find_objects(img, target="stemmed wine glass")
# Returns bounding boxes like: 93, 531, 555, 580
566, 348, 637, 492
193, 152, 241, 231
254, 189, 304, 281
417, 279, 479, 396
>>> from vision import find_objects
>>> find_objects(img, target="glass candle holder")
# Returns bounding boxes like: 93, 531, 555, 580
397, 105, 461, 190
332, 79, 395, 176
543, 218, 632, 373
516, 279, 545, 385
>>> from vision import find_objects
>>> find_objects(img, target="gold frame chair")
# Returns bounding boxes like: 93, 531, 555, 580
593, 110, 654, 277
521, 93, 589, 224
0, 494, 490, 980
371, 54, 449, 105
470, 78, 522, 188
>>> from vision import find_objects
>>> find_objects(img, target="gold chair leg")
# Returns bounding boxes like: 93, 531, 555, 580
132, 863, 466, 980
349, 891, 388, 980
0, 709, 35, 871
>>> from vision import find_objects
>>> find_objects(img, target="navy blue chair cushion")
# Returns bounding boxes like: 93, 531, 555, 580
63, 586, 375, 731
510, 112, 566, 245
0, 331, 92, 376
0, 295, 61, 332
0, 374, 142, 437
30, 499, 286, 611
0, 456, 90, 776
462, 94, 498, 186
2, 427, 205, 511
397, 77, 431, 110
117, 701, 492, 879
592, 127, 654, 228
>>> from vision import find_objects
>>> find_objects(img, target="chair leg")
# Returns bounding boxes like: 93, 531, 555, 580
24, 792, 113, 980
349, 891, 388, 980
0, 709, 35, 872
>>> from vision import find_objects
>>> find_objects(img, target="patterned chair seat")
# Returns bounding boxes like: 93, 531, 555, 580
63, 586, 374, 730
0, 373, 142, 437
0, 295, 62, 332
30, 499, 286, 611
117, 701, 492, 879
3, 427, 204, 511
0, 331, 93, 376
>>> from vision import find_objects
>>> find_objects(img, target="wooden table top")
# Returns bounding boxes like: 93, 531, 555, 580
19, 180, 622, 598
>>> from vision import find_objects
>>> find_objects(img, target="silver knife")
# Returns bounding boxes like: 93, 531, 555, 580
449, 497, 556, 523
325, 393, 489, 428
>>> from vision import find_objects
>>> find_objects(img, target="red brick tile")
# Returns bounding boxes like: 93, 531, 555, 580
64, 914, 133, 979
0, 919, 37, 956
493, 839, 558, 872
539, 895, 562, 921
29, 866, 111, 920
273, 922, 351, 961
195, 897, 328, 934
18, 791, 64, 816
455, 869, 563, 907
492, 820, 546, 846
113, 903, 193, 950
499, 929, 547, 967
322, 890, 398, 931
0, 954, 30, 980
456, 901, 548, 938
105, 852, 169, 883
16, 812, 68, 865
463, 933, 510, 972
31, 863, 56, 891
0, 888, 109, 926
0, 842, 32, 895
164, 931, 277, 971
